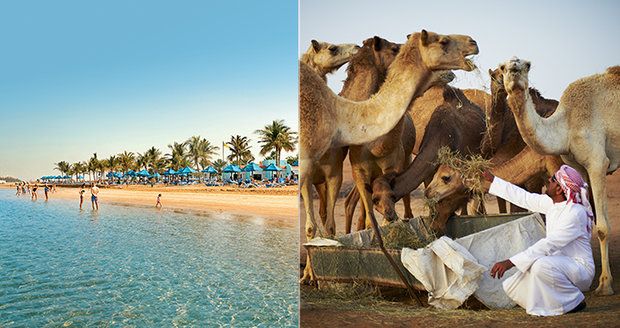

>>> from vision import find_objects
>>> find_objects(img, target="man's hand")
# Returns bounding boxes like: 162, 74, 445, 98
490, 259, 515, 279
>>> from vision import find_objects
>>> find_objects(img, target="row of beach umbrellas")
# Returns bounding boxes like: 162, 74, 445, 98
42, 162, 288, 182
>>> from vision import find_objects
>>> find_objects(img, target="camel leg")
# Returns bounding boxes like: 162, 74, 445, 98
344, 187, 360, 234
300, 162, 323, 285
315, 182, 328, 226
402, 194, 414, 219
324, 174, 343, 238
589, 160, 614, 295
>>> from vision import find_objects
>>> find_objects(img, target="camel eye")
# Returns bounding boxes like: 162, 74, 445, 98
328, 45, 337, 53
439, 38, 450, 46
441, 176, 451, 184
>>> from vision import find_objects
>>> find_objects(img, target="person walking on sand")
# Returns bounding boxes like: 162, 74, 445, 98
31, 184, 38, 200
485, 164, 594, 316
79, 183, 86, 210
90, 183, 100, 211
44, 184, 50, 201
156, 194, 162, 209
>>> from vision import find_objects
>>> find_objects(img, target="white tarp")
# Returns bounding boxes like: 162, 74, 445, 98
401, 213, 546, 309
401, 236, 486, 309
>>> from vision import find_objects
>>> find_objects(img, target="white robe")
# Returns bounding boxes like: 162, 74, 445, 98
489, 177, 595, 316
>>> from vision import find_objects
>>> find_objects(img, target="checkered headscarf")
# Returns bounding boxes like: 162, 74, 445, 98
554, 165, 594, 232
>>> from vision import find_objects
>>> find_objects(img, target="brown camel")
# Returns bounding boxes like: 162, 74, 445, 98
501, 58, 620, 295
344, 71, 457, 234
424, 146, 564, 222
300, 30, 478, 240
300, 40, 360, 237
299, 30, 478, 283
300, 40, 360, 82
371, 85, 487, 233
481, 67, 559, 213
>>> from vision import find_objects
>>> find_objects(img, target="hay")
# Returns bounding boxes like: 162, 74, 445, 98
369, 220, 430, 249
433, 146, 492, 215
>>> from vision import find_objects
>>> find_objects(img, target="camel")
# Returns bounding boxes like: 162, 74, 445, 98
299, 30, 478, 284
344, 71, 456, 233
371, 84, 487, 234
300, 40, 361, 237
424, 146, 564, 222
500, 57, 620, 295
300, 30, 478, 241
480, 67, 559, 213
300, 40, 360, 82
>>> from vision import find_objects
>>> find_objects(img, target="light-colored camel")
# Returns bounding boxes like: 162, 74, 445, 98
424, 146, 564, 216
300, 30, 478, 240
371, 85, 487, 233
501, 58, 620, 295
344, 71, 456, 233
300, 40, 360, 237
300, 40, 360, 82
299, 30, 478, 283
481, 67, 559, 213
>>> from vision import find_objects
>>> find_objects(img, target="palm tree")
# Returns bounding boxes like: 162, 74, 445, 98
226, 135, 253, 166
144, 147, 163, 172
54, 161, 71, 176
87, 153, 100, 181
286, 155, 298, 165
71, 162, 86, 181
187, 136, 220, 171
136, 152, 149, 171
166, 141, 190, 170
118, 151, 136, 173
107, 155, 119, 172
211, 159, 227, 173
255, 120, 297, 166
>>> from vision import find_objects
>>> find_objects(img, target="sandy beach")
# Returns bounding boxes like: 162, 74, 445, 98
2, 184, 298, 229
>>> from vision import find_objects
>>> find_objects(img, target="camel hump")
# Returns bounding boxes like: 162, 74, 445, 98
606, 66, 620, 75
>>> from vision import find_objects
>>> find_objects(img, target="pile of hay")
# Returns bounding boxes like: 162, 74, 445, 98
370, 220, 433, 249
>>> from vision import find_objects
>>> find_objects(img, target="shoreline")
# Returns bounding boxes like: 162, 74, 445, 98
3, 185, 298, 229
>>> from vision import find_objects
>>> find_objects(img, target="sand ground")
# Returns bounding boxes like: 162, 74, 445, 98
300, 167, 620, 327
3, 184, 298, 229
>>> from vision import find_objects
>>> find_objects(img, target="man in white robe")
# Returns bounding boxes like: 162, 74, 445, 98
485, 165, 595, 316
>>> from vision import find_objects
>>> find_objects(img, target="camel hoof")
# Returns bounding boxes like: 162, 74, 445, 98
299, 266, 316, 286
593, 284, 614, 296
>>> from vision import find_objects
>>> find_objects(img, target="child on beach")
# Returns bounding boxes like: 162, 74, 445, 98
156, 194, 162, 209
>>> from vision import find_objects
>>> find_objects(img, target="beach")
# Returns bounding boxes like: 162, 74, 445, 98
2, 184, 298, 229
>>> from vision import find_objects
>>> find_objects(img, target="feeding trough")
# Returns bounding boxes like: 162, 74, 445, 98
304, 212, 545, 303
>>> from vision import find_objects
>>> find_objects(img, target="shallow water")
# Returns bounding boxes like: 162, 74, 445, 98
0, 190, 298, 327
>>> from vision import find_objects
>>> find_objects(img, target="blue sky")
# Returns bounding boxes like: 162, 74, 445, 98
0, 1, 297, 180
300, 0, 619, 101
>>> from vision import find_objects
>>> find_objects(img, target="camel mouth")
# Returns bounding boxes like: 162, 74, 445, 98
463, 56, 477, 71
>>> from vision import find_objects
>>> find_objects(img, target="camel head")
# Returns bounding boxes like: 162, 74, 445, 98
500, 57, 531, 93
428, 70, 456, 88
413, 30, 479, 72
303, 40, 360, 74
424, 164, 468, 201
488, 67, 506, 97
362, 36, 401, 70
371, 174, 400, 223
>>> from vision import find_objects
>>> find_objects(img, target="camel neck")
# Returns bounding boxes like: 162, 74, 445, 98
334, 43, 430, 147
507, 88, 569, 155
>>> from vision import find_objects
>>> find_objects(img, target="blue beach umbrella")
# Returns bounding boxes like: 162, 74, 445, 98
201, 166, 218, 174
137, 169, 150, 177
163, 168, 176, 176
125, 170, 136, 177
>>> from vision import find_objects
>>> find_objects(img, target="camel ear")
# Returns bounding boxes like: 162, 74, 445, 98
406, 33, 412, 40
311, 40, 321, 52
373, 36, 383, 51
499, 64, 506, 72
524, 61, 531, 72
421, 29, 429, 46
488, 68, 493, 77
